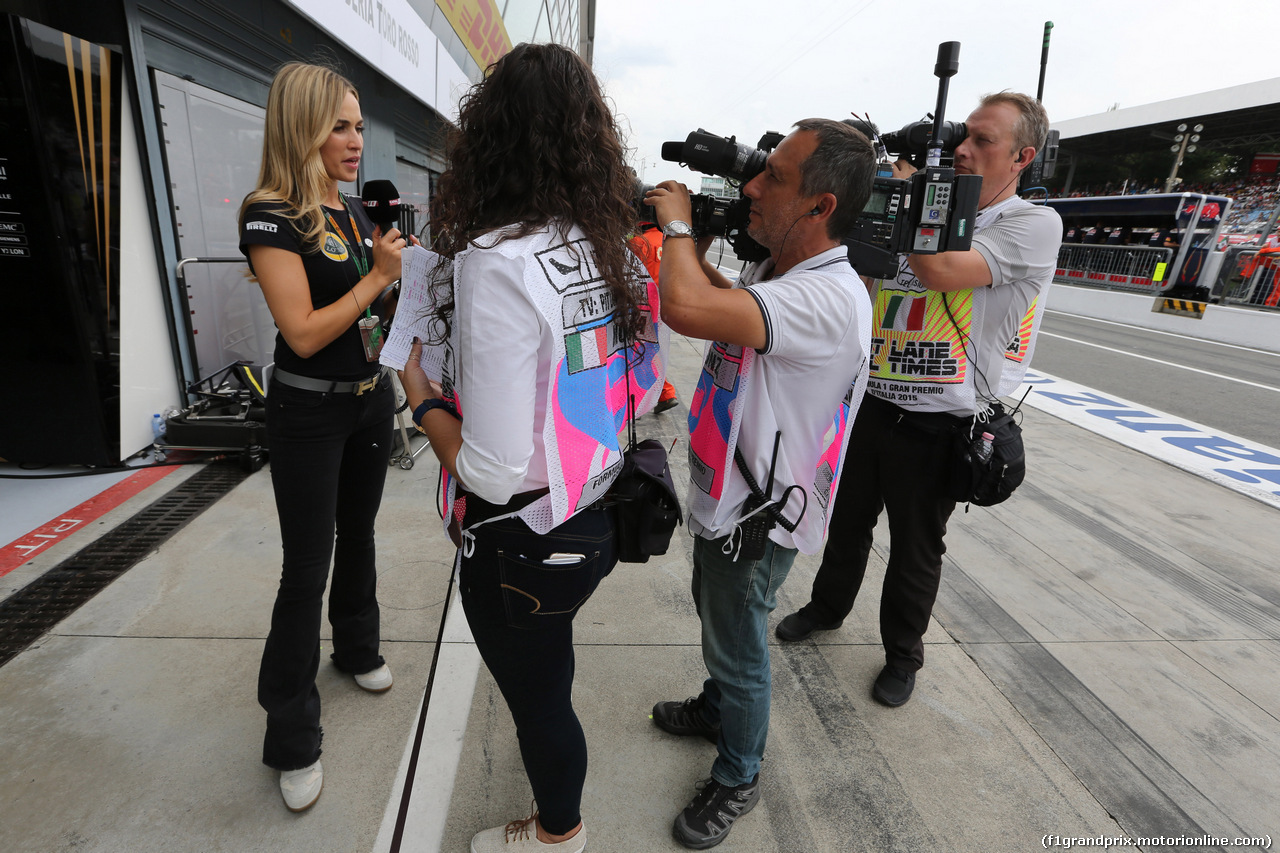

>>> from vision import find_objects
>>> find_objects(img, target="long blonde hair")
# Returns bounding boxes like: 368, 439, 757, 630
239, 62, 356, 253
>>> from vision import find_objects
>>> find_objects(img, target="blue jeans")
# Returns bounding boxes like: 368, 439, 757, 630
691, 534, 798, 787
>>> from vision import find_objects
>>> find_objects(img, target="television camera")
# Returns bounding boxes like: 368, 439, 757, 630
658, 42, 983, 279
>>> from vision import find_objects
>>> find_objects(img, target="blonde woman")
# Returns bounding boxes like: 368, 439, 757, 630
238, 61, 408, 812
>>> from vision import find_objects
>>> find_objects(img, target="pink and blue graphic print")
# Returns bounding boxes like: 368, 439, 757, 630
550, 282, 662, 520
687, 342, 749, 501
812, 388, 852, 517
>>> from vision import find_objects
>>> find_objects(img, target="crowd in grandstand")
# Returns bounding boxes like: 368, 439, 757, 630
1051, 173, 1280, 235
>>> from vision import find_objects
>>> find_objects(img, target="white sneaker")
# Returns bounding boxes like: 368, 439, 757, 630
469, 813, 586, 853
279, 761, 323, 812
354, 663, 393, 693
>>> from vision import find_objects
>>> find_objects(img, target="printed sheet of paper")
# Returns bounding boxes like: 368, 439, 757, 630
379, 246, 447, 380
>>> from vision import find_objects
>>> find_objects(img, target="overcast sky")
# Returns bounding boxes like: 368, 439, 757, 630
591, 0, 1280, 187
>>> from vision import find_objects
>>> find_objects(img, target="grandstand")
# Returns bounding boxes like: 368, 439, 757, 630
1048, 78, 1280, 237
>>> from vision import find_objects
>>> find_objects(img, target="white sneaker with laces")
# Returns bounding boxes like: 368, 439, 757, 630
279, 760, 323, 812
354, 663, 393, 693
469, 813, 586, 853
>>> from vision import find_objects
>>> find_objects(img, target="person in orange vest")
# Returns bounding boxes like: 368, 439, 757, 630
630, 220, 681, 411
1242, 243, 1280, 306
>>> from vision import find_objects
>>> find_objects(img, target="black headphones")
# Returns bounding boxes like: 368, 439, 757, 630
809, 207, 821, 216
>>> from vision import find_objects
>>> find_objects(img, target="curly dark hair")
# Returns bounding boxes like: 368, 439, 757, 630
426, 43, 642, 343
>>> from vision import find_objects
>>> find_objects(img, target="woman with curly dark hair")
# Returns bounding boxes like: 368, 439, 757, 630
398, 43, 665, 852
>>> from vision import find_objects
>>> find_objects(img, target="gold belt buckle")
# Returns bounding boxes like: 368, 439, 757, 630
354, 375, 379, 396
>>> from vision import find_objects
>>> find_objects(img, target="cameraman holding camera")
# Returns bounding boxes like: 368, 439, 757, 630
644, 119, 874, 849
777, 93, 1063, 709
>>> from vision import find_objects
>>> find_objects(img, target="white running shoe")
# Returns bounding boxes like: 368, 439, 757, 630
279, 760, 323, 812
469, 813, 586, 852
354, 663, 393, 693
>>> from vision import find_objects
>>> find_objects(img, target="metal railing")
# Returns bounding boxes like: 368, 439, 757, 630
1209, 246, 1256, 302
1053, 244, 1174, 294
175, 255, 246, 281
1211, 246, 1280, 309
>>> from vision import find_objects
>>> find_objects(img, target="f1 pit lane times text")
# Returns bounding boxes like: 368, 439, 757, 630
1043, 835, 1272, 850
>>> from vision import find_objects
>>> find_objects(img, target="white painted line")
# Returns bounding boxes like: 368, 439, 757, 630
1038, 331, 1280, 394
1017, 370, 1280, 510
1045, 309, 1280, 359
373, 583, 482, 853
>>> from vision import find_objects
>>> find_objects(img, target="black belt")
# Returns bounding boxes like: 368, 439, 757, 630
272, 366, 387, 395
868, 393, 967, 433
458, 487, 551, 527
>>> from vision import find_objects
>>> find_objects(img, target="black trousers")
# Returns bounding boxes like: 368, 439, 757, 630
258, 375, 393, 770
458, 502, 616, 835
809, 394, 959, 672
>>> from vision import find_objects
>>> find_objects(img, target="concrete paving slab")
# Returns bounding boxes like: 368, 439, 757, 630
933, 398, 1280, 850
1049, 639, 1280, 834
0, 447, 448, 853
50, 464, 452, 644
943, 407, 1280, 644
1, 463, 199, 598
1172, 638, 1280, 715
0, 633, 435, 853
438, 627, 1119, 852
773, 643, 1123, 852
377, 616, 482, 852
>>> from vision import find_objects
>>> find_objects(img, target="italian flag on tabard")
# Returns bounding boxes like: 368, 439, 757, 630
883, 293, 926, 330
566, 325, 609, 373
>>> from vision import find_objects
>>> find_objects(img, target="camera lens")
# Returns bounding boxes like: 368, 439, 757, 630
664, 130, 768, 184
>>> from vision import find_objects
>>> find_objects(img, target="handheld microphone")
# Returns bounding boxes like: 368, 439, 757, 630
361, 180, 402, 232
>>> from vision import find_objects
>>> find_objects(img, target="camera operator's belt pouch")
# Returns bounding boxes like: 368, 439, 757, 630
273, 366, 387, 395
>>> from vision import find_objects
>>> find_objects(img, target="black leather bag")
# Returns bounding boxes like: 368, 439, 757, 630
608, 343, 682, 563
610, 438, 682, 563
948, 402, 1025, 507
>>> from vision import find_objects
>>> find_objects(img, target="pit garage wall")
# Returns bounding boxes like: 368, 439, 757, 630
0, 0, 468, 465
118, 87, 180, 458
0, 17, 135, 466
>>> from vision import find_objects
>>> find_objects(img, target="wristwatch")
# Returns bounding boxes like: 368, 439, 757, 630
662, 220, 695, 240
412, 397, 459, 432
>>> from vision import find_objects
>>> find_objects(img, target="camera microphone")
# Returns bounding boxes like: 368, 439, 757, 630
361, 179, 402, 233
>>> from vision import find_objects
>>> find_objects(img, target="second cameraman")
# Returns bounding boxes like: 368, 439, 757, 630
777, 92, 1064, 708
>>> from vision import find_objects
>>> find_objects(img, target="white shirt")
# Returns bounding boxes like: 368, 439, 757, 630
452, 248, 552, 504
866, 196, 1061, 415
687, 245, 872, 554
